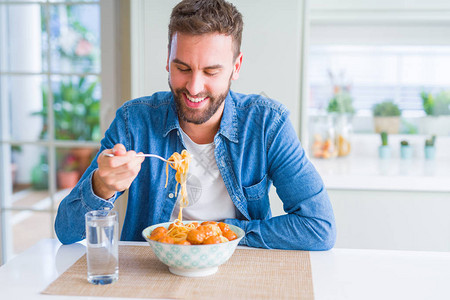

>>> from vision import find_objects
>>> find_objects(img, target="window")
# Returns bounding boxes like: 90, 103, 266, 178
309, 45, 450, 118
0, 0, 102, 263
307, 5, 450, 138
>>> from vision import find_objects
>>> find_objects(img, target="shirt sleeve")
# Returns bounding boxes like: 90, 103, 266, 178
226, 115, 336, 250
54, 107, 128, 245
54, 170, 119, 244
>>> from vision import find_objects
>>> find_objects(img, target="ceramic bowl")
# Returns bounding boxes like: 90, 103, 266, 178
142, 221, 245, 277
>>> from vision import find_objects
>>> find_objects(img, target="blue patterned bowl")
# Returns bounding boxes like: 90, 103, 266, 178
142, 221, 245, 277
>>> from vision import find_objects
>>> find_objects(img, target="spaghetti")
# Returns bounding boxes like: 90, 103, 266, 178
166, 219, 198, 243
165, 149, 191, 221
155, 150, 238, 245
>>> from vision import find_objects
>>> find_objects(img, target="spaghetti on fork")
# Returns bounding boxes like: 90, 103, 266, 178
165, 149, 191, 221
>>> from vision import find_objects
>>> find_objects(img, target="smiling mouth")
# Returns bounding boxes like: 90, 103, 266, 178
185, 93, 207, 103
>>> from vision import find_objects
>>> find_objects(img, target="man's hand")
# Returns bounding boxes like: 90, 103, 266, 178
92, 144, 145, 199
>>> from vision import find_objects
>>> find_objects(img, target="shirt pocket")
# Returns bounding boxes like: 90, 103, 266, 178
242, 174, 268, 202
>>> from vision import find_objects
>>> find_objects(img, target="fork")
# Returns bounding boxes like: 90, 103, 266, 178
103, 152, 184, 164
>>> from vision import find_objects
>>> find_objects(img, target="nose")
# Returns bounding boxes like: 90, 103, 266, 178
185, 72, 205, 96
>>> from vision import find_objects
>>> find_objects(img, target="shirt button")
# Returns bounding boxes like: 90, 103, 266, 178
169, 193, 174, 198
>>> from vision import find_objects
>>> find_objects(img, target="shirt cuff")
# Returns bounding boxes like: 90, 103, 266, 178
224, 218, 249, 246
80, 170, 117, 211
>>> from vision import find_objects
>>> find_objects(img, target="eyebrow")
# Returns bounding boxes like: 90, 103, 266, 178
172, 58, 224, 70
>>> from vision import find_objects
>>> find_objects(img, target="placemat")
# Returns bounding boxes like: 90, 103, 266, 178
42, 245, 314, 299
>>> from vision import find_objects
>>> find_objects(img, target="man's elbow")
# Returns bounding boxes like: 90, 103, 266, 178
314, 221, 336, 251
56, 231, 83, 245
55, 220, 84, 245
318, 231, 336, 251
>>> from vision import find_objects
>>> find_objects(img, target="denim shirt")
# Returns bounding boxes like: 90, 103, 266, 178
55, 90, 336, 250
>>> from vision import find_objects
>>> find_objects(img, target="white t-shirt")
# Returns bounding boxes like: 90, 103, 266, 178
170, 129, 236, 221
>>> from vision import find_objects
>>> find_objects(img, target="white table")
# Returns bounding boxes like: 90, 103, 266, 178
1, 239, 450, 299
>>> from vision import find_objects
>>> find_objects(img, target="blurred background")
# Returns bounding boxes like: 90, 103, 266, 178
1, 0, 450, 264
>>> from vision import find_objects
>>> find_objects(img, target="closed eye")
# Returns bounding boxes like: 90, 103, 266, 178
205, 71, 219, 76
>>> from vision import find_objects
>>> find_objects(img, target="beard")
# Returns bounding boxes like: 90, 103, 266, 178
169, 75, 232, 125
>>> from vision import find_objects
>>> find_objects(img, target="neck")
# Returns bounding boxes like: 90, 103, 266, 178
180, 118, 220, 144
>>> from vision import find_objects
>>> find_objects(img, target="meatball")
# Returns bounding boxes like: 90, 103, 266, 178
190, 222, 200, 228
149, 226, 168, 241
218, 222, 230, 234
198, 224, 221, 238
197, 225, 214, 238
203, 236, 222, 244
158, 236, 175, 244
175, 240, 191, 245
186, 229, 206, 245
223, 230, 237, 241
201, 221, 217, 226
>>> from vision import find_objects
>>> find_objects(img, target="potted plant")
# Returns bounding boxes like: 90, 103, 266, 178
400, 140, 412, 160
378, 131, 390, 159
327, 70, 355, 115
57, 153, 80, 189
424, 135, 436, 160
34, 77, 100, 141
33, 77, 100, 175
327, 89, 355, 115
420, 91, 450, 136
373, 100, 401, 134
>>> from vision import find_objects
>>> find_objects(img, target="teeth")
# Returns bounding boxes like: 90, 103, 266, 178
186, 94, 206, 103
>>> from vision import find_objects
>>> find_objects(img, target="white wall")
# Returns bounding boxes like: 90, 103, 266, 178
131, 0, 305, 132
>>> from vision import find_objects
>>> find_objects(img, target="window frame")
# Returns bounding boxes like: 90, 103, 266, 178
0, 0, 121, 264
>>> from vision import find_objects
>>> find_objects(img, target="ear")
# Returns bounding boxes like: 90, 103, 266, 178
231, 52, 243, 80
166, 48, 170, 72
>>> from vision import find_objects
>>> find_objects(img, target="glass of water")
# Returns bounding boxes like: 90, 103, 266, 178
85, 210, 119, 285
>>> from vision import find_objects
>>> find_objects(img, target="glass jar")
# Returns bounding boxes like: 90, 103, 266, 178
334, 113, 352, 157
310, 115, 338, 159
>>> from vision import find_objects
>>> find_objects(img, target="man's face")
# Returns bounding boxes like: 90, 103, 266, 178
166, 32, 242, 125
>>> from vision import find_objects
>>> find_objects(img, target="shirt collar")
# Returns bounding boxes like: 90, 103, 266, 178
217, 91, 239, 143
163, 91, 239, 143
163, 94, 180, 137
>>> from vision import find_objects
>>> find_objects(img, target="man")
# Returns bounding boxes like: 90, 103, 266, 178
55, 0, 336, 250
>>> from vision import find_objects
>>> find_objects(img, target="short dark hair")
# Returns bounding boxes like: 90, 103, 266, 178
168, 0, 243, 59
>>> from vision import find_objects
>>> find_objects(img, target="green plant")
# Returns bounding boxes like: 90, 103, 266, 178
31, 154, 49, 190
33, 77, 100, 141
433, 91, 450, 116
11, 145, 22, 152
400, 140, 409, 146
380, 131, 388, 146
421, 91, 450, 116
373, 100, 401, 117
420, 91, 434, 115
327, 90, 355, 114
425, 135, 436, 147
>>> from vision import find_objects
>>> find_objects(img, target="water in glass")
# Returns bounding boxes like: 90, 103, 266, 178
85, 210, 119, 285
